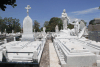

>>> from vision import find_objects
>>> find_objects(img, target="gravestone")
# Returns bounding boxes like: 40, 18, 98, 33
21, 5, 34, 41
5, 29, 6, 34
43, 27, 46, 33
55, 25, 59, 33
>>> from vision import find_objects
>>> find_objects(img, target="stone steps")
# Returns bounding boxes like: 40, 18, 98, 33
54, 44, 66, 67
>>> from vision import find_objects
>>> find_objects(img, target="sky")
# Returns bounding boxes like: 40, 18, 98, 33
0, 0, 100, 28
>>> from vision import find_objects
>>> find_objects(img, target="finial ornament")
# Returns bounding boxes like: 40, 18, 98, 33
25, 5, 31, 16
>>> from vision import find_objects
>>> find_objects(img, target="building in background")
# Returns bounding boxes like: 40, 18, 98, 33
88, 18, 100, 42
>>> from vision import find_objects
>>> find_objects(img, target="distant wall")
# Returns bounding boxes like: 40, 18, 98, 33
88, 31, 100, 42
88, 24, 100, 31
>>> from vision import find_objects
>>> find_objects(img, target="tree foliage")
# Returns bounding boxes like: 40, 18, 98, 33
67, 24, 74, 29
0, 17, 21, 33
33, 20, 40, 32
40, 27, 43, 31
89, 19, 96, 25
44, 17, 63, 32
43, 21, 49, 27
0, 0, 17, 11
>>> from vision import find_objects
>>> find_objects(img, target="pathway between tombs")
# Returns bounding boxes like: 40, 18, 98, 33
49, 41, 61, 67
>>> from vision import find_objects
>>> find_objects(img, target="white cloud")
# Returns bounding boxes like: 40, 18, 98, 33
69, 16, 81, 23
72, 7, 99, 15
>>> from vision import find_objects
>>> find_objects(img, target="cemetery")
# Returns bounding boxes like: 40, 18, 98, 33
0, 2, 100, 67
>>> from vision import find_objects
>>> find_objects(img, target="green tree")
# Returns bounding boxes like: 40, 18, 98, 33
33, 20, 40, 32
0, 17, 7, 33
0, 0, 17, 11
67, 24, 74, 29
40, 27, 43, 31
89, 19, 95, 25
0, 17, 21, 33
43, 21, 49, 27
6, 17, 21, 33
46, 17, 63, 32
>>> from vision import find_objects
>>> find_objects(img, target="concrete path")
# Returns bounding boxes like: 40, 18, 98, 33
49, 43, 61, 67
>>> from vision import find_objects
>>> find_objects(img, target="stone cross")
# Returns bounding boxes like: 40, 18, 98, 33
25, 5, 31, 16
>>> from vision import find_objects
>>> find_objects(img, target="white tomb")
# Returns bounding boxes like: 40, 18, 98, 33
52, 9, 100, 67
21, 5, 34, 41
0, 5, 47, 64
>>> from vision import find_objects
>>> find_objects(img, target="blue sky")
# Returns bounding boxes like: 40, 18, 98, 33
0, 0, 100, 28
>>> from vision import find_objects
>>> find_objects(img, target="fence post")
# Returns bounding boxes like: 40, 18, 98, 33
14, 37, 16, 41
32, 50, 38, 63
4, 39, 7, 44
2, 47, 8, 62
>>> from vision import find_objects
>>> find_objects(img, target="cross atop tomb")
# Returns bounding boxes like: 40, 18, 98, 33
25, 5, 31, 16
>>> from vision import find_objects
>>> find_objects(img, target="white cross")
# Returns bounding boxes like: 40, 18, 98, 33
25, 5, 31, 16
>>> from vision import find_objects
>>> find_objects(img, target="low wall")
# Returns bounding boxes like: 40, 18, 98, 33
88, 31, 100, 42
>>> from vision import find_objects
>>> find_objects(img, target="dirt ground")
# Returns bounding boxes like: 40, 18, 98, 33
39, 38, 52, 67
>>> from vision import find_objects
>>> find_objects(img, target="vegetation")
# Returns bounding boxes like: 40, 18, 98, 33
67, 24, 74, 29
0, 0, 17, 11
0, 16, 87, 33
33, 20, 40, 32
0, 16, 21, 33
43, 21, 49, 27
89, 19, 96, 25
44, 17, 63, 32
42, 17, 82, 32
